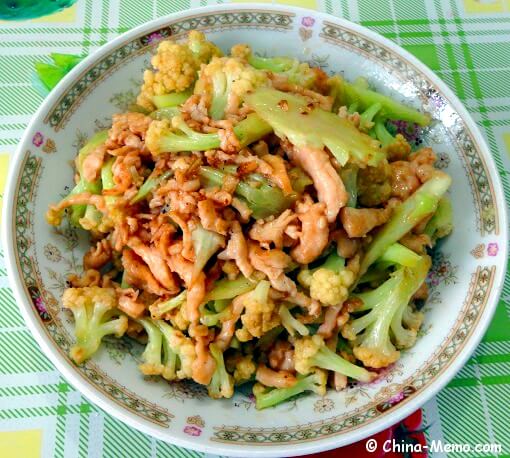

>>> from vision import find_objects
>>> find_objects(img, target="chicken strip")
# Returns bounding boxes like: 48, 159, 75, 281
121, 249, 168, 296
127, 237, 180, 293
291, 197, 329, 264
287, 145, 347, 222
218, 221, 253, 278
340, 207, 392, 238
248, 241, 296, 294
249, 209, 297, 250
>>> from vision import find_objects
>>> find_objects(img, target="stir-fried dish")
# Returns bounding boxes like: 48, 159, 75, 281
47, 31, 452, 409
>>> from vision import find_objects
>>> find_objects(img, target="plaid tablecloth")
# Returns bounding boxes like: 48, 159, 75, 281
1, 1, 509, 457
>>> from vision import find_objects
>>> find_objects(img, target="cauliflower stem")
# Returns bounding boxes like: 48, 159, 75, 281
254, 369, 327, 410
329, 75, 430, 126
359, 171, 452, 278
246, 88, 384, 167
294, 335, 377, 382
199, 166, 295, 219
146, 113, 272, 154
204, 275, 257, 302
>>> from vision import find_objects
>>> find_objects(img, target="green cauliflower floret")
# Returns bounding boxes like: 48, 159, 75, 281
423, 197, 453, 246
137, 318, 196, 381
137, 31, 222, 110
62, 287, 128, 364
329, 75, 431, 126
294, 335, 376, 382
245, 88, 384, 167
343, 254, 430, 368
199, 166, 295, 219
194, 55, 269, 120
231, 43, 322, 89
253, 368, 327, 410
359, 171, 452, 279
145, 113, 272, 154
208, 343, 235, 399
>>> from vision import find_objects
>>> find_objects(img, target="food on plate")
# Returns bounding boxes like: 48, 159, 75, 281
46, 31, 452, 408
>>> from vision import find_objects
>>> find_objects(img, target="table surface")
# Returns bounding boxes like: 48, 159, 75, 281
0, 1, 509, 457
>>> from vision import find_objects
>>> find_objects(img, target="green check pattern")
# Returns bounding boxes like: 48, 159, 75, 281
1, 1, 510, 457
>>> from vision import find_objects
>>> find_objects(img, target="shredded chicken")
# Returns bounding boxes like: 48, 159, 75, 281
256, 364, 296, 388
291, 196, 329, 264
83, 239, 112, 270
218, 221, 253, 278
249, 209, 297, 250
286, 144, 347, 222
340, 206, 392, 238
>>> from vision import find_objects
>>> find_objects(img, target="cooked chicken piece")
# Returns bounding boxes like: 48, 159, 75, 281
269, 340, 295, 372
117, 288, 146, 319
291, 196, 329, 264
168, 212, 194, 261
260, 154, 293, 195
68, 269, 101, 287
185, 272, 206, 324
107, 112, 152, 150
231, 197, 252, 222
215, 291, 250, 350
332, 228, 360, 259
192, 337, 216, 385
82, 144, 105, 183
287, 145, 347, 222
399, 233, 431, 254
83, 239, 112, 270
218, 221, 253, 278
340, 206, 392, 238
248, 241, 296, 294
390, 160, 421, 200
249, 209, 297, 249
127, 237, 179, 293
121, 249, 168, 296
198, 199, 229, 235
256, 364, 296, 388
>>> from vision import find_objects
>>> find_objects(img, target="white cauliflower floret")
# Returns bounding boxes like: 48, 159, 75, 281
310, 268, 355, 306
235, 280, 280, 342
137, 31, 222, 110
62, 286, 128, 364
194, 56, 269, 120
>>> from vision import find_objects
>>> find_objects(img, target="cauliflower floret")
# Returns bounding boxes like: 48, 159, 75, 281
62, 286, 128, 364
310, 268, 355, 306
137, 31, 222, 110
194, 56, 268, 120
386, 133, 411, 162
137, 318, 196, 381
294, 335, 323, 375
234, 355, 257, 383
297, 269, 313, 289
235, 280, 280, 342
293, 335, 376, 382
226, 353, 257, 383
